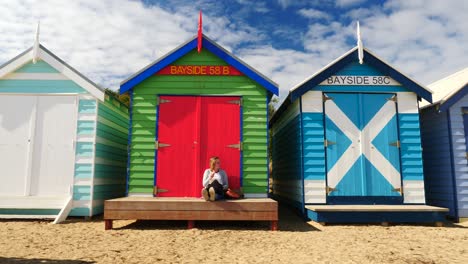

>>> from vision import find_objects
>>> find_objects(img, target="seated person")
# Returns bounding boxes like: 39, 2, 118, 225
202, 156, 228, 201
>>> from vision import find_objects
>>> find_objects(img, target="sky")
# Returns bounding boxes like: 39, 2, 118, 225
0, 0, 467, 103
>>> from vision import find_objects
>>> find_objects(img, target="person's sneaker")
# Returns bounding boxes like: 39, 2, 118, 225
202, 188, 209, 201
209, 187, 215, 201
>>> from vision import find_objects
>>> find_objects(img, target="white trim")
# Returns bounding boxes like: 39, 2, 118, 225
78, 94, 95, 100
289, 47, 433, 94
24, 96, 38, 196
0, 50, 34, 79
76, 134, 95, 142
0, 46, 105, 101
74, 178, 92, 186
53, 196, 73, 224
304, 180, 326, 204
301, 91, 323, 113
290, 48, 357, 92
0, 215, 56, 219
403, 180, 425, 204
77, 113, 97, 121
89, 105, 98, 216
72, 200, 92, 208
75, 157, 94, 164
3, 72, 68, 80
38, 49, 105, 101
397, 92, 419, 114
127, 193, 153, 197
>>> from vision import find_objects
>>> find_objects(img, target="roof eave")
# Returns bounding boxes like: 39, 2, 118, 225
119, 34, 279, 96
289, 46, 433, 103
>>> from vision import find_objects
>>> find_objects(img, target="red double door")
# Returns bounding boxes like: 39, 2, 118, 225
155, 96, 241, 197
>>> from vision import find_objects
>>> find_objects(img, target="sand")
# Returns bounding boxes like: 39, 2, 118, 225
0, 207, 467, 264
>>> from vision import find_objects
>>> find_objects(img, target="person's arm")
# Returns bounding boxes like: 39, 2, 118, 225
202, 170, 210, 188
221, 170, 229, 190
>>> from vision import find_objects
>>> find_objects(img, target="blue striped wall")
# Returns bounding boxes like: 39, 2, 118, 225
448, 95, 468, 219
302, 112, 325, 181
271, 101, 303, 209
420, 106, 457, 218
69, 97, 97, 217
398, 114, 424, 181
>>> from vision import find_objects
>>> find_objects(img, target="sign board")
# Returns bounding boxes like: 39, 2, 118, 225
156, 65, 243, 76
320, 75, 400, 86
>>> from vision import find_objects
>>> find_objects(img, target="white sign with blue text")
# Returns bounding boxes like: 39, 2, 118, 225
320, 75, 401, 86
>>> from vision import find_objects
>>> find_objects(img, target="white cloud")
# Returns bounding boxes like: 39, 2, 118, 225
298, 8, 332, 20
0, 0, 466, 106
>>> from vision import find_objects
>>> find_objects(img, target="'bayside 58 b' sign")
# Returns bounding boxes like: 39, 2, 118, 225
156, 65, 243, 76
320, 75, 400, 86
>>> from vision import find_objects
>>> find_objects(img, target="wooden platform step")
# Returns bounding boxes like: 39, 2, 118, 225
104, 197, 278, 231
306, 205, 448, 225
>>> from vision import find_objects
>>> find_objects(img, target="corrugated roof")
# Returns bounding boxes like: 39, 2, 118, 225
420, 67, 468, 108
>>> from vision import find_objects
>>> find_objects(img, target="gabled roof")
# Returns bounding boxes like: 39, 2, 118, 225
120, 34, 279, 97
0, 44, 105, 101
270, 46, 433, 126
289, 46, 433, 102
420, 67, 468, 111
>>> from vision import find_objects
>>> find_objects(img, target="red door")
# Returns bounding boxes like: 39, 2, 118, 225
155, 96, 241, 197
199, 97, 241, 190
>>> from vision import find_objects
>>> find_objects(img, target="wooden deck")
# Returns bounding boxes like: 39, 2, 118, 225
104, 197, 278, 230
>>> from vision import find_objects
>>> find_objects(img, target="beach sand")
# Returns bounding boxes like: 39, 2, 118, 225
1, 207, 467, 264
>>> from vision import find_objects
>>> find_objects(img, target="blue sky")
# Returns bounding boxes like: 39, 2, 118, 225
0, 0, 466, 103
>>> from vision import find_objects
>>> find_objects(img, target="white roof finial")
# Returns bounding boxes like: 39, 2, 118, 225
32, 21, 40, 64
357, 21, 364, 64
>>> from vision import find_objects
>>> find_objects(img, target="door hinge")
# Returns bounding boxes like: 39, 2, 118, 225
324, 139, 336, 147
155, 141, 171, 149
387, 95, 397, 102
156, 97, 172, 105
392, 187, 403, 195
326, 186, 336, 195
323, 94, 333, 102
228, 98, 242, 106
153, 186, 169, 196
227, 142, 243, 150
389, 140, 401, 148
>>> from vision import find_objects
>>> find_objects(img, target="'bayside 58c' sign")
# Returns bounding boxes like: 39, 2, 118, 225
156, 65, 243, 76
320, 75, 400, 86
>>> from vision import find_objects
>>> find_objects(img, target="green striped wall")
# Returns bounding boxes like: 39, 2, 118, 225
92, 95, 128, 213
128, 49, 268, 195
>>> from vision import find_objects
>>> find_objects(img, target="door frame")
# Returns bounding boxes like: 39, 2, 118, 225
153, 94, 243, 197
322, 92, 404, 204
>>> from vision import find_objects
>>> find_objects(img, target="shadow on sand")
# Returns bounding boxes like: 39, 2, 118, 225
112, 205, 319, 232
0, 257, 94, 264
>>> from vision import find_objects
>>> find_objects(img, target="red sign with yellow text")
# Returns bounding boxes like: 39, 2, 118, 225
156, 65, 243, 76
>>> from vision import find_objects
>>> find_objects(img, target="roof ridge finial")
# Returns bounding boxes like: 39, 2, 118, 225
32, 21, 40, 64
357, 21, 364, 64
197, 10, 203, 53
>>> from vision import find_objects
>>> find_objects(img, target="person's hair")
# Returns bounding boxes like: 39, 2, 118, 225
209, 156, 220, 170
